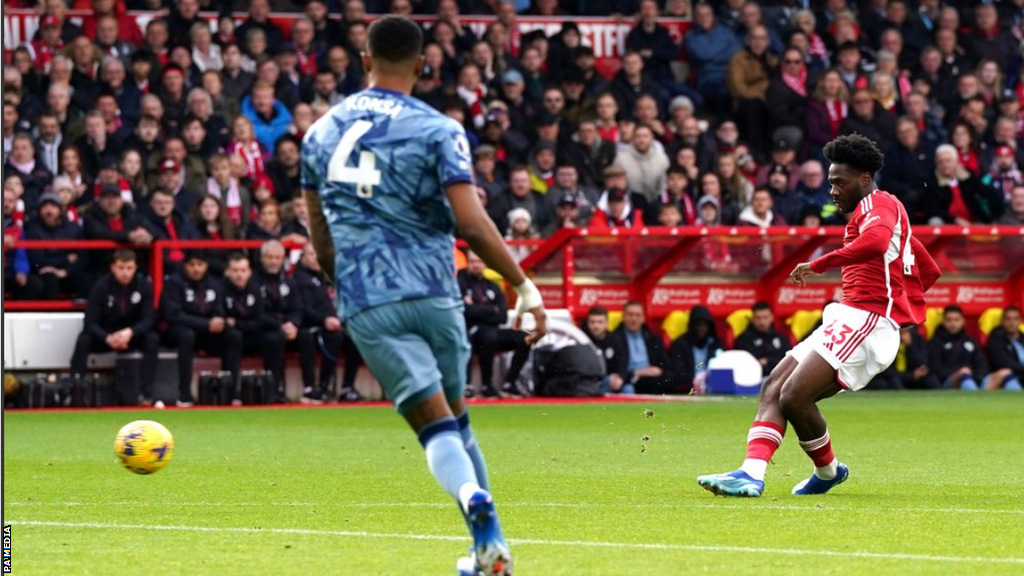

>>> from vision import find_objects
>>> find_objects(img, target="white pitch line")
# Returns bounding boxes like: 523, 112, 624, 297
7, 520, 1024, 566
7, 501, 1024, 516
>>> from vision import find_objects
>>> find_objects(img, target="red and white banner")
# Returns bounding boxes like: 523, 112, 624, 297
3, 9, 689, 77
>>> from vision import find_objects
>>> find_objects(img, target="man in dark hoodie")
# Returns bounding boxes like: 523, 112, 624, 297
608, 301, 672, 394
69, 250, 159, 405
459, 250, 531, 398
160, 250, 241, 407
582, 306, 631, 395
668, 305, 724, 393
221, 252, 286, 405
734, 302, 790, 377
928, 305, 988, 390
25, 191, 82, 299
254, 240, 303, 401
293, 244, 361, 403
985, 306, 1024, 391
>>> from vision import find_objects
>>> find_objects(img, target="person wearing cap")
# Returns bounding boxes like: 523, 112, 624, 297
591, 186, 644, 230
30, 14, 65, 74
988, 144, 1023, 203
155, 156, 201, 215
159, 248, 241, 407
543, 191, 585, 236
614, 124, 670, 203
755, 130, 803, 189
561, 68, 596, 126
70, 249, 159, 405
34, 0, 84, 46
24, 191, 83, 300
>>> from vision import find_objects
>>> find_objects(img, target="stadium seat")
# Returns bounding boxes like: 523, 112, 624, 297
787, 310, 822, 342
482, 268, 504, 284
661, 310, 689, 341
726, 309, 752, 339
608, 310, 623, 333
924, 307, 944, 338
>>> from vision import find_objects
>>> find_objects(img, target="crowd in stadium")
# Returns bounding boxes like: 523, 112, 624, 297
3, 0, 1024, 403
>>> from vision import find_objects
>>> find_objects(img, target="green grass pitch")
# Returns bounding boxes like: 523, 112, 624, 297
3, 393, 1023, 575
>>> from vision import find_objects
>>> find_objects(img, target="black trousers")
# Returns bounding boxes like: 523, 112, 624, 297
469, 325, 530, 389
343, 335, 364, 388
230, 328, 287, 390
163, 325, 243, 400
4, 269, 43, 300
36, 271, 84, 300
70, 331, 159, 398
297, 327, 344, 389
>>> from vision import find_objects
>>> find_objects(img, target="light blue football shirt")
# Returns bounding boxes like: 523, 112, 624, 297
301, 87, 474, 320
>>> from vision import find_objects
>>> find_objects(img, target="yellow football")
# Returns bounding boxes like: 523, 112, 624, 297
114, 420, 174, 475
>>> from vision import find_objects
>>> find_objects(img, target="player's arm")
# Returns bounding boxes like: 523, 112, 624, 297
791, 206, 898, 285
910, 236, 941, 291
304, 188, 335, 281
446, 182, 547, 344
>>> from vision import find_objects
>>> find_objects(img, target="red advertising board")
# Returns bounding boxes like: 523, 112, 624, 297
3, 9, 689, 77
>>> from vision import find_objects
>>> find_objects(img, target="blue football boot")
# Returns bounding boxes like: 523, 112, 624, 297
791, 463, 850, 495
697, 470, 765, 497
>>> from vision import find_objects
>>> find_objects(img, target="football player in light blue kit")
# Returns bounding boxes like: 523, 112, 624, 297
301, 16, 547, 576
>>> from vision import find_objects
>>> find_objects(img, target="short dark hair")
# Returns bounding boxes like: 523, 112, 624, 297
181, 114, 203, 128
752, 186, 772, 198
667, 165, 688, 178
1003, 305, 1020, 316
226, 251, 249, 265
587, 306, 608, 318
822, 133, 885, 174
943, 305, 964, 316
752, 301, 772, 313
623, 300, 644, 311
112, 249, 137, 264
367, 15, 423, 64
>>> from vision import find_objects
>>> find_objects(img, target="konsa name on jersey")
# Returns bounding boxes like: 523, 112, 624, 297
344, 95, 404, 119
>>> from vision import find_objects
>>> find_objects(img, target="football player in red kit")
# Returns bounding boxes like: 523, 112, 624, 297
698, 134, 940, 497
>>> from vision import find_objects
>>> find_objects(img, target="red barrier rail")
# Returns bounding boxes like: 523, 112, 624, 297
6, 226, 1024, 316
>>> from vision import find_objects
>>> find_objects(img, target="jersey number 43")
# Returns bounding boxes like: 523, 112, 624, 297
328, 120, 381, 198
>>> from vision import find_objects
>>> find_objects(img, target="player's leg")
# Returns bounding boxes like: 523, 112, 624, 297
697, 354, 798, 497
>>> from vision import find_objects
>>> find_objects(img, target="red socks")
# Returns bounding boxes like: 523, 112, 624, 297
746, 421, 785, 462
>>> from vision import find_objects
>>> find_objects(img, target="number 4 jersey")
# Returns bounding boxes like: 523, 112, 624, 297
301, 87, 475, 320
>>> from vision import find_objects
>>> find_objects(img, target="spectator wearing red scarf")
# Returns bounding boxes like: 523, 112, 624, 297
927, 145, 1003, 225
766, 48, 811, 143
966, 4, 1018, 71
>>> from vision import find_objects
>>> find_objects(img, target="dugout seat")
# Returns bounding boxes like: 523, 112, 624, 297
608, 310, 623, 333
978, 308, 1004, 336
923, 307, 944, 338
661, 310, 689, 341
726, 309, 753, 341
787, 309, 822, 343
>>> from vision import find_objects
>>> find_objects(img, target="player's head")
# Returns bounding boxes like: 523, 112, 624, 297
110, 249, 138, 285
1001, 306, 1021, 334
364, 16, 424, 88
822, 133, 885, 214
751, 301, 773, 332
225, 252, 252, 289
586, 306, 608, 337
622, 301, 645, 332
942, 305, 964, 335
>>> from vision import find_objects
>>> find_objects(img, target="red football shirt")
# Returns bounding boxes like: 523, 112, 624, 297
809, 190, 917, 326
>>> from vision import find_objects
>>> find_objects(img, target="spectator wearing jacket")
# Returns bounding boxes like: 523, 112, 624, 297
542, 163, 599, 226
582, 306, 632, 395
235, 0, 286, 55
881, 116, 937, 219
25, 192, 82, 299
144, 188, 199, 277
840, 89, 898, 153
926, 145, 1003, 225
668, 305, 724, 393
4, 133, 52, 208
83, 183, 154, 278
895, 328, 941, 390
985, 306, 1024, 391
928, 305, 988, 390
242, 82, 293, 154
626, 0, 690, 100
766, 48, 812, 141
459, 250, 531, 398
684, 3, 741, 115
160, 250, 242, 407
996, 184, 1024, 225
965, 4, 1018, 72
3, 187, 42, 300
737, 187, 786, 228
571, 118, 617, 190
615, 124, 670, 203
69, 250, 159, 405
221, 252, 286, 404
487, 165, 544, 234
607, 301, 672, 394
293, 245, 360, 403
734, 302, 790, 377
727, 26, 777, 155
254, 240, 302, 397
592, 187, 645, 230
611, 51, 665, 120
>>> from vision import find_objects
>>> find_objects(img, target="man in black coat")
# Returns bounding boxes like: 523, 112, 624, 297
253, 240, 302, 401
144, 188, 199, 277
160, 250, 242, 407
221, 252, 286, 405
734, 302, 790, 377
83, 184, 155, 280
459, 250, 531, 398
571, 118, 617, 190
24, 192, 82, 299
840, 89, 898, 153
69, 250, 159, 405
608, 301, 673, 395
293, 244, 361, 403
881, 117, 936, 220
668, 305, 724, 394
928, 305, 988, 390
985, 306, 1024, 390
582, 306, 629, 394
